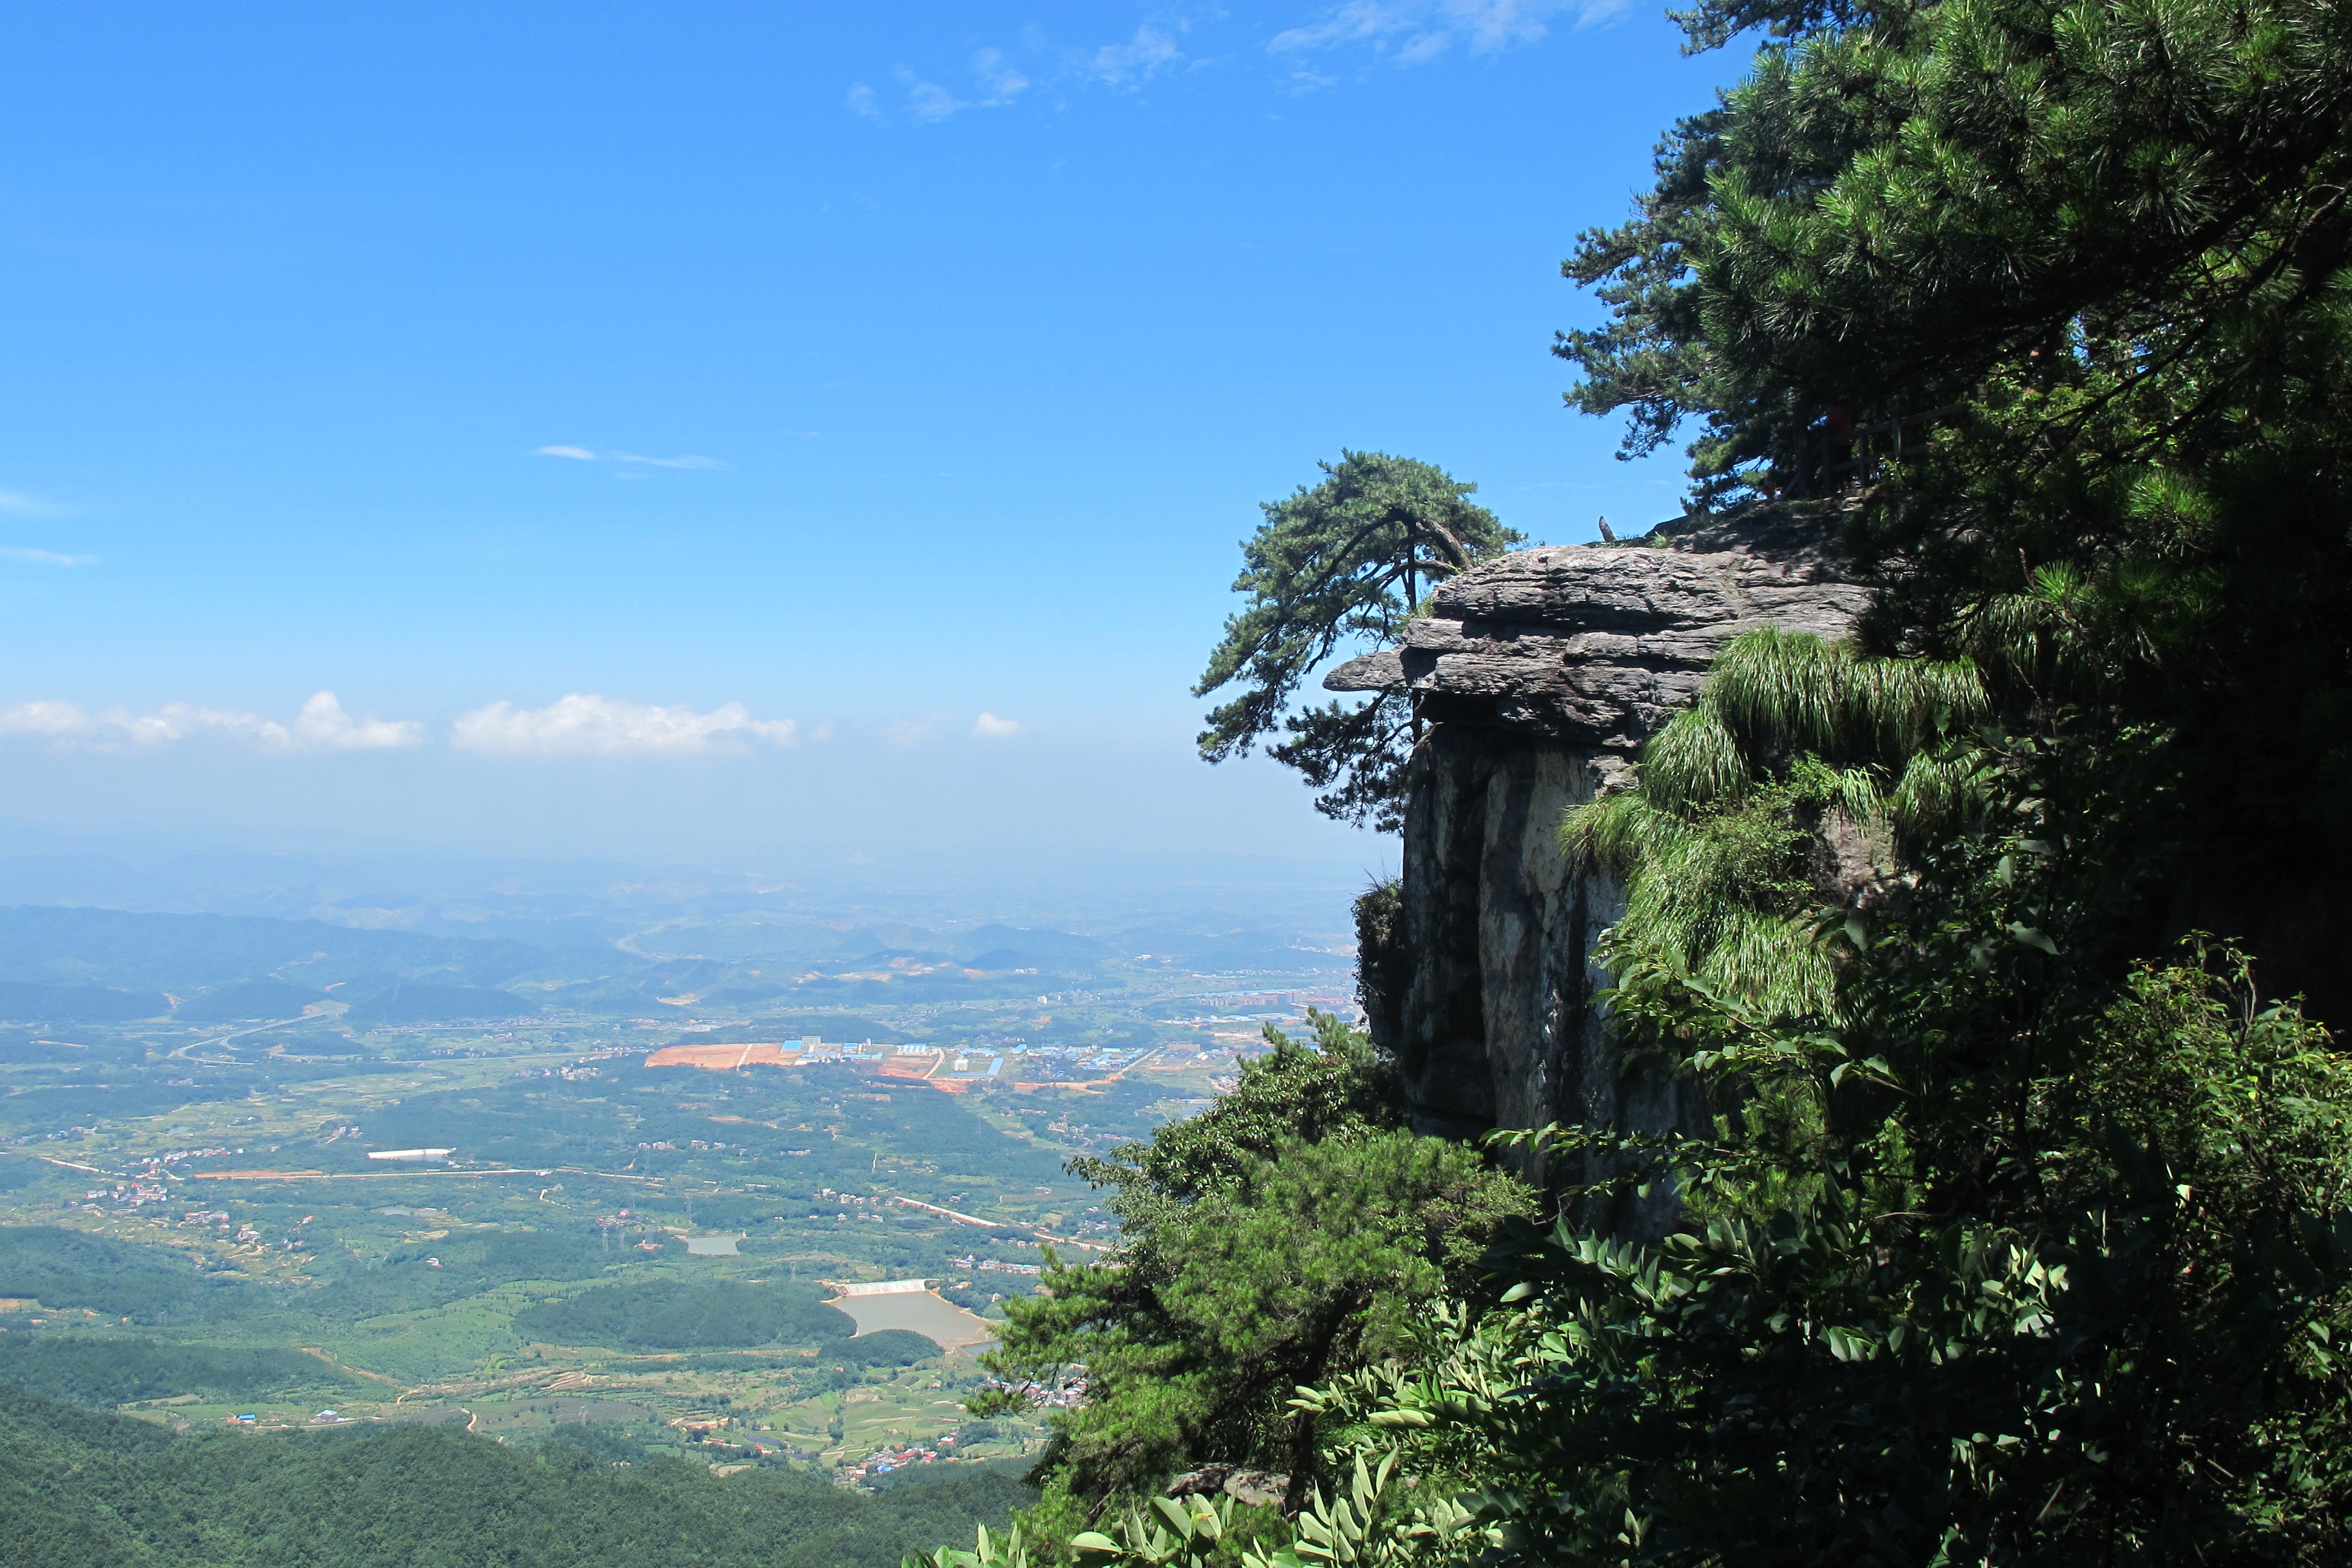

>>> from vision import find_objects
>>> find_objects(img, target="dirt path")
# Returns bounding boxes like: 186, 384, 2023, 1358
881, 1193, 1112, 1253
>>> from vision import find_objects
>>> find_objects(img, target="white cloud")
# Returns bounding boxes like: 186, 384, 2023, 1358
847, 82, 881, 119
0, 700, 97, 738
0, 691, 423, 750
530, 446, 726, 471
113, 704, 291, 745
971, 712, 1026, 738
897, 68, 970, 122
1269, 0, 1612, 60
0, 491, 63, 515
293, 691, 425, 750
450, 694, 799, 756
611, 451, 726, 470
0, 699, 282, 747
1086, 24, 1184, 84
1, 547, 96, 566
882, 720, 936, 746
972, 46, 1030, 98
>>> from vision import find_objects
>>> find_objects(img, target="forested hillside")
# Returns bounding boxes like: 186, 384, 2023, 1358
922, 0, 2352, 1562
0, 1384, 1027, 1568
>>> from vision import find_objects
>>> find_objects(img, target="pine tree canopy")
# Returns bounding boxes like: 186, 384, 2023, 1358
1566, 0, 2352, 1018
1195, 452, 1521, 832
1564, 0, 2352, 502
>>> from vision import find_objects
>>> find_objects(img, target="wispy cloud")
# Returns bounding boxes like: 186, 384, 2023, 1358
612, 451, 725, 470
973, 46, 1030, 98
0, 691, 422, 750
1269, 0, 1620, 63
970, 712, 1026, 738
880, 43, 1037, 124
898, 68, 970, 122
0, 491, 63, 516
450, 694, 798, 756
851, 26, 1177, 123
530, 446, 727, 472
849, 3, 1598, 120
1084, 24, 1184, 85
1, 547, 97, 567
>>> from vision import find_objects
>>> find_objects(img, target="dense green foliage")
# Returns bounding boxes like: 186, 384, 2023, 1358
1563, 0, 2352, 497
1196, 453, 1520, 830
1349, 880, 1410, 1064
0, 1382, 1028, 1568
1364, 621, 2352, 1560
513, 1277, 937, 1364
0, 1336, 357, 1407
1206, 583, 2352, 1562
376, 1226, 611, 1287
0, 1228, 259, 1326
513, 1279, 856, 1349
977, 1014, 1533, 1550
937, 631, 2352, 1563
1564, 0, 2352, 1004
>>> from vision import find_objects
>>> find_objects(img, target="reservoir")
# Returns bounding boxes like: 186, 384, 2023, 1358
825, 1282, 998, 1349
683, 1235, 743, 1256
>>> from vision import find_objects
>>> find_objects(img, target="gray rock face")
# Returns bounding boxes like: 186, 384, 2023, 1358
1331, 509, 1869, 790
1357, 511, 1868, 1235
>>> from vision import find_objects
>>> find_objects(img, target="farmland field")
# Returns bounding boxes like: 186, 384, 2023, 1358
0, 905, 1347, 1485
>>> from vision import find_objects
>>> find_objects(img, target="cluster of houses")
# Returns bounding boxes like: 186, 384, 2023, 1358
139, 1144, 241, 1169
77, 1181, 170, 1210
846, 1433, 965, 1481
13, 1122, 101, 1144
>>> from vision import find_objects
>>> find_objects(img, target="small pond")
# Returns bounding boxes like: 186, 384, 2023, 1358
683, 1234, 744, 1256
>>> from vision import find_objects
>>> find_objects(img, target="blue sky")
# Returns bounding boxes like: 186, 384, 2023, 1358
0, 2, 1736, 878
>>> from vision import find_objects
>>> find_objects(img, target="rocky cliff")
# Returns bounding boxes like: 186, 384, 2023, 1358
1334, 510, 1869, 1233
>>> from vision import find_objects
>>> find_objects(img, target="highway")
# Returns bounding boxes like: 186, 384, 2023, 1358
166, 1014, 316, 1060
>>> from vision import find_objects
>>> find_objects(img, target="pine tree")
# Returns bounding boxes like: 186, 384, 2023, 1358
1196, 453, 1521, 831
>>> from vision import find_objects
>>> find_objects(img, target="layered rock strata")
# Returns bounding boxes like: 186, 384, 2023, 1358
1331, 511, 1869, 1233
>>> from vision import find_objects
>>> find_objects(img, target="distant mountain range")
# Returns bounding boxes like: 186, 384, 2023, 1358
0, 905, 552, 993
0, 906, 565, 1026
0, 900, 1343, 1029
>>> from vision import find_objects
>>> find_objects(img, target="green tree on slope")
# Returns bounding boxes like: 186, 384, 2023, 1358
972, 1014, 1531, 1553
1196, 453, 1521, 831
